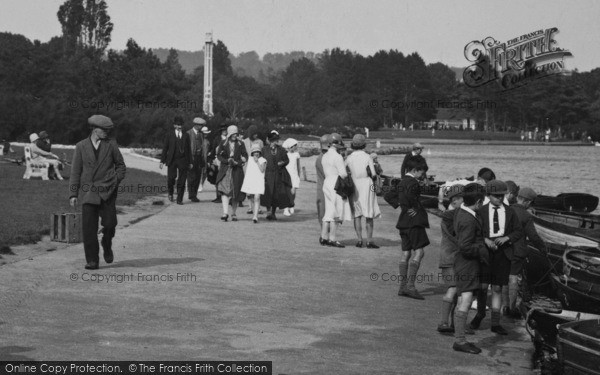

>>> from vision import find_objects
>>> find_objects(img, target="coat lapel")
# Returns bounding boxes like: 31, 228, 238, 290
92, 140, 111, 178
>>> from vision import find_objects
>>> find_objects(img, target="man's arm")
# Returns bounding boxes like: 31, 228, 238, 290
160, 134, 169, 164
112, 141, 126, 183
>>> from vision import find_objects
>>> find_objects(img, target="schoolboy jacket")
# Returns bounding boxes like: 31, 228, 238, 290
511, 203, 546, 258
480, 203, 524, 259
393, 175, 429, 230
453, 207, 489, 265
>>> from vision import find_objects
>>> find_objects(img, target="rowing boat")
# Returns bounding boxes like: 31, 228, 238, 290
557, 319, 600, 374
564, 249, 600, 285
532, 209, 600, 247
533, 193, 599, 213
551, 274, 600, 314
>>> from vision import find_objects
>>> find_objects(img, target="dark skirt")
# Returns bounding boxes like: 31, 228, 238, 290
216, 164, 246, 202
261, 169, 293, 209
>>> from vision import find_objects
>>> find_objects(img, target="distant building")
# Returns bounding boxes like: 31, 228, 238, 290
429, 108, 476, 130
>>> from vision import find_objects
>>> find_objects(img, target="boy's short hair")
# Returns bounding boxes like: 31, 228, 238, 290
406, 155, 429, 173
463, 182, 485, 206
477, 167, 496, 183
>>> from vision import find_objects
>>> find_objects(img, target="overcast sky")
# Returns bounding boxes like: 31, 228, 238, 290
2, 0, 599, 71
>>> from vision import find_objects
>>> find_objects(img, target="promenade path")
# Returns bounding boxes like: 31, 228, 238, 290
0, 153, 534, 374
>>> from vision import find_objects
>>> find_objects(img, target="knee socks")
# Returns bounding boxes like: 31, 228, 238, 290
398, 261, 408, 291
407, 260, 421, 290
454, 310, 468, 344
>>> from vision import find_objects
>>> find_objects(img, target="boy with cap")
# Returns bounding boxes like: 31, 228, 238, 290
452, 183, 487, 354
69, 115, 126, 270
437, 184, 466, 333
470, 180, 523, 334
401, 143, 424, 177
507, 187, 546, 318
389, 155, 430, 299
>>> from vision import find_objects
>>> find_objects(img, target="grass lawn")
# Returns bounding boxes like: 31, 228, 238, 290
0, 146, 167, 248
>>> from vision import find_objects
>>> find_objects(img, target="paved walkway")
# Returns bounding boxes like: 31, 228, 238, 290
0, 155, 534, 374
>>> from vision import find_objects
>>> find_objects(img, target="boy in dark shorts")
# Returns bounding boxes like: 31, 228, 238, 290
393, 155, 430, 300
452, 183, 487, 354
437, 185, 465, 333
470, 180, 523, 335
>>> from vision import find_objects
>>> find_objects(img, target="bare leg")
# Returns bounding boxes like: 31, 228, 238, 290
366, 218, 374, 241
231, 199, 238, 217
321, 221, 330, 241
329, 221, 338, 242
253, 195, 260, 221
221, 195, 230, 216
353, 217, 363, 242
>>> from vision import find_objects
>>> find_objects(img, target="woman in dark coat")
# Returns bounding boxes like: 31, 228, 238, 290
261, 130, 293, 220
216, 125, 248, 221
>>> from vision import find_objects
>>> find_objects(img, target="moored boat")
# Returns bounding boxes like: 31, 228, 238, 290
564, 249, 600, 285
532, 209, 600, 247
557, 319, 600, 374
532, 193, 599, 213
550, 274, 600, 314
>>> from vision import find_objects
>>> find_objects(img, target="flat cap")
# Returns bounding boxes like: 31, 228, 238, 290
486, 180, 508, 195
445, 184, 465, 200
88, 115, 114, 129
518, 187, 538, 201
193, 117, 206, 125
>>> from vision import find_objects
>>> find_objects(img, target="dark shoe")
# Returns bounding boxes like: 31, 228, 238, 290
437, 323, 454, 334
212, 198, 221, 203
266, 214, 277, 221
398, 288, 408, 296
247, 209, 254, 214
177, 201, 183, 205
366, 242, 380, 249
356, 241, 363, 248
469, 313, 485, 330
253, 218, 258, 224
453, 342, 481, 354
319, 237, 328, 246
491, 325, 508, 335
168, 195, 174, 202
190, 197, 200, 202
220, 214, 228, 222
405, 289, 425, 300
85, 262, 99, 270
102, 238, 114, 264
231, 215, 238, 222
328, 240, 345, 248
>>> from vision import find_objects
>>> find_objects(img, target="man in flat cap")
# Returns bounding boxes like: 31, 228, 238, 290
69, 115, 126, 270
186, 117, 207, 202
160, 116, 193, 204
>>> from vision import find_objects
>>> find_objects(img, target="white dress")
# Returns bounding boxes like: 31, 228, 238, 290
286, 151, 301, 189
241, 156, 266, 195
322, 148, 352, 222
345, 150, 381, 219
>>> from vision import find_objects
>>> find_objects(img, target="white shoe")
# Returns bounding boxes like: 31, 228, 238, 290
290, 207, 295, 214
283, 208, 291, 216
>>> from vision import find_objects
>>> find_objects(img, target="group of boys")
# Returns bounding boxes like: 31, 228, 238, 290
434, 170, 546, 354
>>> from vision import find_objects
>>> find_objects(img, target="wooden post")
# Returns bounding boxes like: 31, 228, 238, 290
302, 166, 307, 181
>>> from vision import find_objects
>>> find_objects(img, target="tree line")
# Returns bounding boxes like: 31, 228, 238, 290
0, 0, 599, 146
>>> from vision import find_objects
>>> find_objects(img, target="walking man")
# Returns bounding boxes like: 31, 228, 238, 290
187, 117, 206, 202
160, 116, 192, 204
69, 115, 126, 270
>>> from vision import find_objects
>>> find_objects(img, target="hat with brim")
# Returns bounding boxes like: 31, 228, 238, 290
486, 180, 508, 195
226, 125, 238, 139
29, 133, 39, 142
320, 134, 332, 150
351, 134, 367, 149
201, 126, 211, 134
518, 187, 537, 201
88, 115, 114, 130
268, 130, 280, 141
250, 144, 262, 155
330, 133, 344, 149
282, 138, 298, 149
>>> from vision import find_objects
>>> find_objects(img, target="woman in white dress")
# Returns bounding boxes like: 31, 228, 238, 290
320, 133, 351, 248
282, 138, 301, 216
345, 134, 381, 248
241, 143, 267, 223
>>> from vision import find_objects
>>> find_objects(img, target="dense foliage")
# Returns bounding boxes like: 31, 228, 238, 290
1, 1, 599, 146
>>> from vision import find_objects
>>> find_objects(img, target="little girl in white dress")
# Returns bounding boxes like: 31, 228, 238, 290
282, 138, 300, 216
241, 143, 267, 223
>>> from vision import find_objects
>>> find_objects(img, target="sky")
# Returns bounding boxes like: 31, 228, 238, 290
2, 0, 599, 71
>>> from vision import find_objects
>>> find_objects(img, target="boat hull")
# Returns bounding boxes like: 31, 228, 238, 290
551, 274, 600, 314
557, 319, 600, 374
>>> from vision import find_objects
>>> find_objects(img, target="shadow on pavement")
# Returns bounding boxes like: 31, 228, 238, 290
0, 346, 35, 360
101, 257, 204, 269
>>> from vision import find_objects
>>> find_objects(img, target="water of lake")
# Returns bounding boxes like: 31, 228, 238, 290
376, 144, 600, 213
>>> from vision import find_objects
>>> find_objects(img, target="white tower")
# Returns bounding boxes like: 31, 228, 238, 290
203, 32, 214, 117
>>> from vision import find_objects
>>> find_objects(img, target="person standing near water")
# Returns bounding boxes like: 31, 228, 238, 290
345, 134, 381, 248
320, 133, 351, 248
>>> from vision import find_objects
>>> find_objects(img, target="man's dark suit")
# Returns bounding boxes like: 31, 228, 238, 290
161, 129, 192, 203
187, 128, 205, 200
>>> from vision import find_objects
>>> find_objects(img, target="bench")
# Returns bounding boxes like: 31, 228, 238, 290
23, 146, 50, 180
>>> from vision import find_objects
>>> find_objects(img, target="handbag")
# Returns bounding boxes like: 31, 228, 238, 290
207, 163, 218, 185
335, 175, 355, 200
